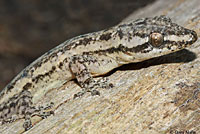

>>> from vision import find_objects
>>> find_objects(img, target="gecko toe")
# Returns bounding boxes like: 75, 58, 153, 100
90, 89, 100, 96
73, 91, 85, 99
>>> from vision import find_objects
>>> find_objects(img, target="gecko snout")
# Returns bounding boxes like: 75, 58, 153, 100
190, 30, 198, 44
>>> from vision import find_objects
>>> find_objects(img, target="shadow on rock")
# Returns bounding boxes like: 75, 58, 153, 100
106, 49, 196, 76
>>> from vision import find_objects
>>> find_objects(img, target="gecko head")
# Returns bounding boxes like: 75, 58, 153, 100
117, 15, 198, 62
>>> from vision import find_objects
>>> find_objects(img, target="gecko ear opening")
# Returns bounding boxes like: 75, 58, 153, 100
149, 33, 164, 47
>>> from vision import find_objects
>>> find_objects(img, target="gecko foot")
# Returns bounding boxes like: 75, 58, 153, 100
73, 88, 100, 99
38, 111, 54, 119
74, 78, 113, 99
32, 102, 55, 118
22, 104, 54, 131
1, 116, 17, 124
23, 117, 33, 131
96, 77, 114, 89
37, 102, 54, 111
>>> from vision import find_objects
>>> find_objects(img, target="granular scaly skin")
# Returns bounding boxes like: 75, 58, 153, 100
0, 15, 197, 131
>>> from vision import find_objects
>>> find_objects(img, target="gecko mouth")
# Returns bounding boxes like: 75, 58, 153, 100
124, 51, 133, 56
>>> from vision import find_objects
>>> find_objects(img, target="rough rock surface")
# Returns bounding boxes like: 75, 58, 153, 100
0, 0, 199, 133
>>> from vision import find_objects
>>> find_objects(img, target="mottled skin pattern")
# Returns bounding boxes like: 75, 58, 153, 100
0, 16, 197, 131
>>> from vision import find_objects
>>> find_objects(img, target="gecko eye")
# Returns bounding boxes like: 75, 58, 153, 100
150, 33, 163, 47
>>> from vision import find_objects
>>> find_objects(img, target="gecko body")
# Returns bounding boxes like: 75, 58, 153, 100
0, 16, 197, 130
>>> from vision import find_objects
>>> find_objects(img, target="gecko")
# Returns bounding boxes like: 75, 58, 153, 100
0, 15, 198, 131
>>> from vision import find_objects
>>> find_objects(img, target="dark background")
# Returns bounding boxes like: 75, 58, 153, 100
0, 0, 155, 89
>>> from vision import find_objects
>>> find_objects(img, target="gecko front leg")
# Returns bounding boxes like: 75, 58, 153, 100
69, 54, 114, 98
